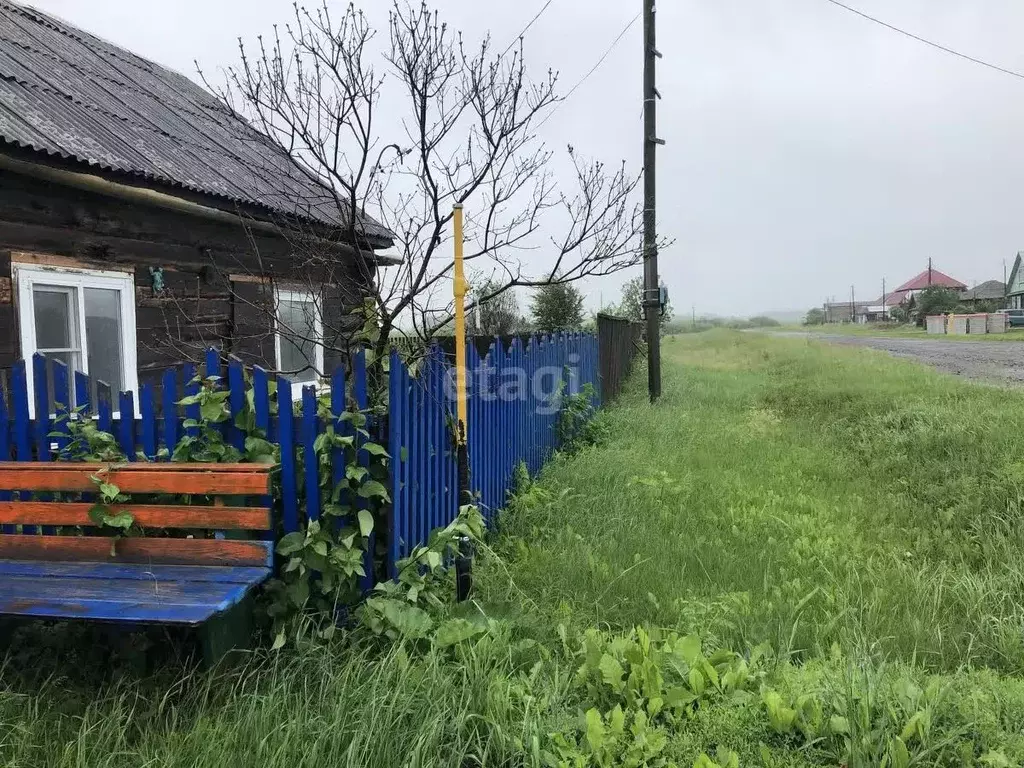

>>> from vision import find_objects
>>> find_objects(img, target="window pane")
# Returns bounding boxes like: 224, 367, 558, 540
44, 351, 79, 410
278, 298, 318, 380
33, 288, 76, 349
84, 287, 123, 395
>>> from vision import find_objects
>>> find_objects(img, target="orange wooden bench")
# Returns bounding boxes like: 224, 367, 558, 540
0, 462, 274, 659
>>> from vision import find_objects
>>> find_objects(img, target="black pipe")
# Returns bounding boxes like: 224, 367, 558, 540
454, 425, 473, 602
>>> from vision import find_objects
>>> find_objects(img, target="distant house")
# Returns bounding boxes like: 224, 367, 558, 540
960, 280, 1006, 310
824, 266, 968, 324
0, 2, 393, 409
822, 300, 875, 324
882, 267, 967, 308
1007, 253, 1024, 309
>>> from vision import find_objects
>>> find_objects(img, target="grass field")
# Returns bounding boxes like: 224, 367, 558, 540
4, 331, 1024, 766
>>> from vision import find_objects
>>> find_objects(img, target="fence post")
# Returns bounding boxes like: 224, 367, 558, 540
302, 385, 320, 524
118, 391, 136, 459
253, 367, 270, 439
162, 368, 178, 456
182, 362, 199, 438
227, 357, 246, 454
0, 379, 10, 534
51, 360, 70, 457
278, 376, 298, 534
140, 383, 157, 459
387, 350, 403, 578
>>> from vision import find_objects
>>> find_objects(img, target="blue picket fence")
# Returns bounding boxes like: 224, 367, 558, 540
387, 332, 599, 574
0, 331, 600, 579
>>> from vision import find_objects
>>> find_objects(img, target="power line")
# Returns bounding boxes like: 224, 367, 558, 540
822, 0, 1024, 81
536, 12, 641, 130
502, 0, 555, 55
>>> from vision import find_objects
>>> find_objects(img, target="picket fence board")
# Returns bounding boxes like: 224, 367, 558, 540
1, 333, 600, 582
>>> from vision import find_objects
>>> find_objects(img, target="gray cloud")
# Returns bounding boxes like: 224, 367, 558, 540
32, 0, 1024, 315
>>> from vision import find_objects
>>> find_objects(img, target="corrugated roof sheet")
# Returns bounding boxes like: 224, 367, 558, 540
0, 1, 391, 242
894, 268, 966, 292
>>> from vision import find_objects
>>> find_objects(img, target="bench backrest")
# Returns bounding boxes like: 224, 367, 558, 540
0, 463, 273, 567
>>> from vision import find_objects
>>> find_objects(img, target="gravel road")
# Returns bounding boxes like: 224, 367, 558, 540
805, 334, 1024, 386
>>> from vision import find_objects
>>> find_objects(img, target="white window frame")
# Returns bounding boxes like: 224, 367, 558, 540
274, 287, 324, 391
15, 264, 138, 417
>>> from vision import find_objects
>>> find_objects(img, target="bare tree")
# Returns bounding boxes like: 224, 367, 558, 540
201, 1, 663, 371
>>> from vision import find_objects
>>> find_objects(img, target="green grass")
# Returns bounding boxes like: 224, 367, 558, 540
5, 331, 1024, 766
486, 332, 1024, 670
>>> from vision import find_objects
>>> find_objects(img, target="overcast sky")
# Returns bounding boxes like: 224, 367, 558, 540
30, 0, 1024, 317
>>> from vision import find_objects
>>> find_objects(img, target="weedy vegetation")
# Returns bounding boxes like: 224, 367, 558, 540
4, 331, 1024, 766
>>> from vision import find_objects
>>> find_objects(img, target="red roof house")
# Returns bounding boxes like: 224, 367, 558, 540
882, 267, 966, 306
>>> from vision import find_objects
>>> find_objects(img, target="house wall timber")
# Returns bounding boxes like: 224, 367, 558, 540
0, 168, 366, 382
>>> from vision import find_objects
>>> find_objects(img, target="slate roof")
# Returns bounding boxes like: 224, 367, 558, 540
0, 1, 391, 243
961, 280, 1006, 302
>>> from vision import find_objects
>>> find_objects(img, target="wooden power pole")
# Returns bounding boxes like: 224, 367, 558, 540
643, 0, 663, 402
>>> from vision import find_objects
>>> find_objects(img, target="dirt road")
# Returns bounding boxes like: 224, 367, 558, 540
806, 333, 1024, 385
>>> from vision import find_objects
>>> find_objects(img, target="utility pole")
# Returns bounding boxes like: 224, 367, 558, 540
850, 285, 855, 324
642, 0, 663, 402
691, 305, 696, 327
928, 257, 933, 286
882, 277, 886, 321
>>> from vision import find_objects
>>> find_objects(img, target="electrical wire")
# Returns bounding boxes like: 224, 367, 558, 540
502, 0, 555, 55
535, 12, 641, 130
822, 0, 1024, 81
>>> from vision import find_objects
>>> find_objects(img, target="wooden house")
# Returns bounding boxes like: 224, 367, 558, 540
0, 2, 392, 409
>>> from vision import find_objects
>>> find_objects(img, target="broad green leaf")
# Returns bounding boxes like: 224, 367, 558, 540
357, 509, 374, 537
277, 531, 306, 556
434, 618, 484, 648
889, 737, 910, 768
98, 482, 120, 501
598, 653, 624, 688
425, 550, 442, 570
358, 480, 390, 501
380, 600, 433, 638
980, 751, 1013, 768
271, 629, 287, 650
688, 667, 706, 696
608, 704, 625, 736
103, 511, 134, 529
346, 465, 369, 482
679, 634, 701, 664
584, 708, 605, 754
200, 400, 224, 422
287, 577, 309, 607
829, 715, 850, 735
312, 540, 328, 557
361, 441, 389, 457
88, 504, 111, 526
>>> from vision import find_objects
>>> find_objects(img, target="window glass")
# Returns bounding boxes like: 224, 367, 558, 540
18, 266, 137, 416
33, 287, 76, 350
84, 287, 123, 395
278, 297, 319, 381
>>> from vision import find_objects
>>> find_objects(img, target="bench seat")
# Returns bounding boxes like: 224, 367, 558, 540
0, 556, 272, 625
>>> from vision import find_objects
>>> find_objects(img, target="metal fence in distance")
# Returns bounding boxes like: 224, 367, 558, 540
597, 313, 645, 402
